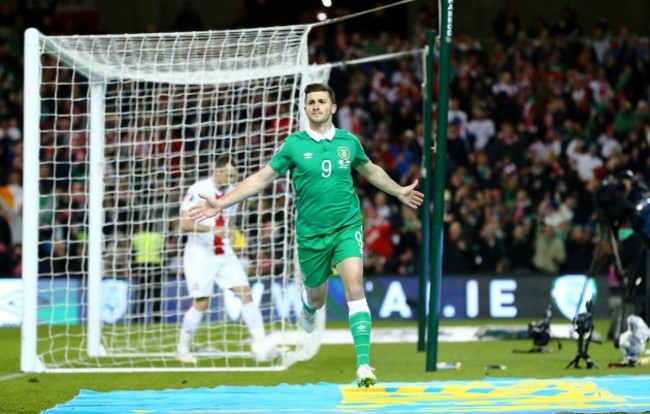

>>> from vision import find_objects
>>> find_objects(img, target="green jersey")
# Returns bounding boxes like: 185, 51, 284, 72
269, 128, 370, 238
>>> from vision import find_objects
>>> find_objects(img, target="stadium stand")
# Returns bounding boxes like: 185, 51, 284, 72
2, 0, 650, 281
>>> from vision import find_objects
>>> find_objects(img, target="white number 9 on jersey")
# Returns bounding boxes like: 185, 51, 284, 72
321, 160, 332, 178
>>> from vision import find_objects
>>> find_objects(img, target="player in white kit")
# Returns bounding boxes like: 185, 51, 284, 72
177, 155, 278, 363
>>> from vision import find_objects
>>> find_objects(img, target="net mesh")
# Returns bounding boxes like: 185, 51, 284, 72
29, 25, 328, 372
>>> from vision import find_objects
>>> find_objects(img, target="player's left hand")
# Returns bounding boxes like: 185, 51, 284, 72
398, 180, 424, 209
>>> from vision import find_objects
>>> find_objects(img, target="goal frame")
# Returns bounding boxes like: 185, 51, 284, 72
21, 26, 327, 373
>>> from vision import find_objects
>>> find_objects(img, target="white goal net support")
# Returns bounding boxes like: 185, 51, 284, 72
21, 26, 329, 372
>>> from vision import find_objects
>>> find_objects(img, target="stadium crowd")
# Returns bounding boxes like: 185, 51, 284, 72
314, 2, 650, 277
0, 0, 649, 281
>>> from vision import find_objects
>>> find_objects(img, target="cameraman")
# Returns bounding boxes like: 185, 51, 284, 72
617, 171, 649, 322
595, 170, 649, 332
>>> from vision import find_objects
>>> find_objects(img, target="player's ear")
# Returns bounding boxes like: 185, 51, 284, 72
331, 103, 337, 114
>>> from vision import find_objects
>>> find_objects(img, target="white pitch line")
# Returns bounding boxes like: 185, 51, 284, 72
321, 325, 580, 345
0, 372, 27, 382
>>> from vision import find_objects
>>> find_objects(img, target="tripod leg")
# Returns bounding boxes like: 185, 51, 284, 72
575, 222, 621, 315
565, 357, 579, 369
567, 335, 588, 369
607, 227, 630, 340
583, 331, 599, 369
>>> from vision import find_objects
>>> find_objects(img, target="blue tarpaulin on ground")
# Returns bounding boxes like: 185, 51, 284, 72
43, 375, 650, 413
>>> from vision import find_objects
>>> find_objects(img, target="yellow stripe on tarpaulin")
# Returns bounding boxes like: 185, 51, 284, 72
338, 378, 635, 412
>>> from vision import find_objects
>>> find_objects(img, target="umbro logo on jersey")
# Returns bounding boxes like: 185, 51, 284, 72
304, 152, 313, 159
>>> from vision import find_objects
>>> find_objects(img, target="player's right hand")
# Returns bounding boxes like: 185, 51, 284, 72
188, 193, 223, 222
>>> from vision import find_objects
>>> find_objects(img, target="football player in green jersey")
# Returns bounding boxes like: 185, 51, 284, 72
189, 83, 423, 387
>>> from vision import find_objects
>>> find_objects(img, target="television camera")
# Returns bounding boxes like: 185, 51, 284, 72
593, 170, 650, 235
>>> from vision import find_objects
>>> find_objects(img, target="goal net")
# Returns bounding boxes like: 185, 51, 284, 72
22, 26, 328, 372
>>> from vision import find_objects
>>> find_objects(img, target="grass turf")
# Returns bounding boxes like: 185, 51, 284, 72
2, 319, 650, 414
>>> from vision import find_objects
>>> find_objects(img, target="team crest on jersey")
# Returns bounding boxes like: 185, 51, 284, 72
337, 146, 350, 160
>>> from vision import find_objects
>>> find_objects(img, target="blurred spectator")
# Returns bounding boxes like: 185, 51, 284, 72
532, 221, 567, 274
446, 118, 470, 169
506, 224, 534, 273
0, 168, 22, 246
590, 21, 611, 63
566, 139, 604, 182
448, 97, 469, 140
563, 225, 594, 273
443, 220, 475, 273
386, 206, 421, 275
475, 221, 508, 273
543, 193, 576, 228
509, 189, 533, 226
466, 106, 495, 151
337, 97, 370, 137
613, 98, 636, 138
491, 71, 519, 126
373, 192, 393, 222
364, 207, 394, 274
131, 222, 166, 323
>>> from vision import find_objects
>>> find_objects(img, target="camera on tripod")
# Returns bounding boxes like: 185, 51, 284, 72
528, 305, 552, 351
566, 299, 601, 369
513, 304, 560, 353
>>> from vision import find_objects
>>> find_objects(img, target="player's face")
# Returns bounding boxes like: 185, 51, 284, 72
304, 91, 337, 128
213, 164, 239, 190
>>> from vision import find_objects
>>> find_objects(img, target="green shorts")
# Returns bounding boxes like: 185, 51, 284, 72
298, 222, 364, 288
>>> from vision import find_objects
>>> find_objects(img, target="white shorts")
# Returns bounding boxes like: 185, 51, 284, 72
183, 242, 249, 298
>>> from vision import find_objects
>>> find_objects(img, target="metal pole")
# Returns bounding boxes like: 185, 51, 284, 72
426, 0, 453, 371
418, 30, 435, 352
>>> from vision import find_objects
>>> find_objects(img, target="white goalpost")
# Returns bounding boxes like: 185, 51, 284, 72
22, 25, 329, 373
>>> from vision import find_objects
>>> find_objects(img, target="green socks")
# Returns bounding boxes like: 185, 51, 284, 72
301, 292, 316, 314
349, 311, 372, 367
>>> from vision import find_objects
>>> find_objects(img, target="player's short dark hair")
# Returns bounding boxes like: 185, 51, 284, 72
304, 83, 335, 103
213, 154, 236, 169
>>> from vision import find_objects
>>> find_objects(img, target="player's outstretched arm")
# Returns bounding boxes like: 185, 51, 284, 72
356, 161, 423, 209
188, 165, 280, 222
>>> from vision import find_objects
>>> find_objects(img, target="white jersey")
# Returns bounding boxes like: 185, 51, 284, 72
180, 178, 239, 251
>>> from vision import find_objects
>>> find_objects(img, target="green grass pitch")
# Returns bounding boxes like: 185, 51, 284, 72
2, 319, 650, 413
